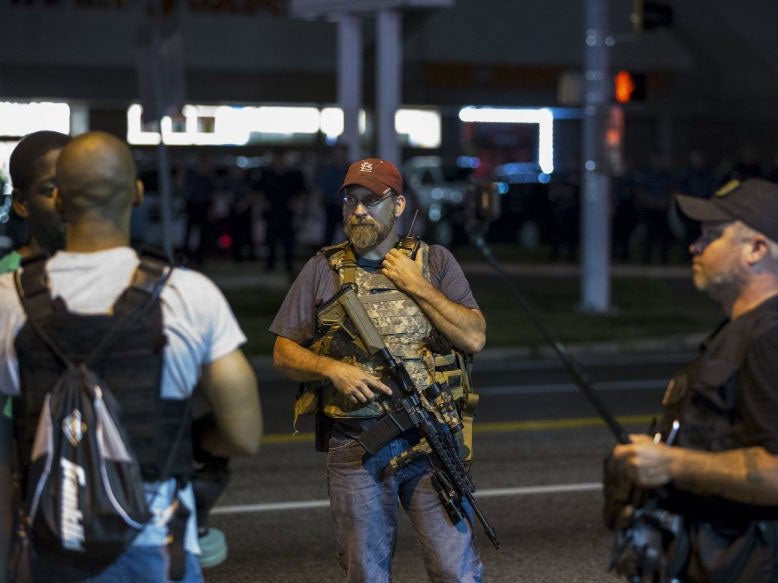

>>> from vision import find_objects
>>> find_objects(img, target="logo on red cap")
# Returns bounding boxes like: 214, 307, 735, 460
340, 157, 403, 198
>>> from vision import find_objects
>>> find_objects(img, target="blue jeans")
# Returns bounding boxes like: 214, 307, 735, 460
30, 546, 204, 583
326, 429, 483, 583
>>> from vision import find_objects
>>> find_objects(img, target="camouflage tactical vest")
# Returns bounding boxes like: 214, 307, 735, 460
295, 240, 477, 453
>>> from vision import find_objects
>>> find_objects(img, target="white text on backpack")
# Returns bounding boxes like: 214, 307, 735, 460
60, 458, 86, 551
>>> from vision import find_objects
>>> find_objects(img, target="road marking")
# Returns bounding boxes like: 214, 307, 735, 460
210, 482, 603, 516
478, 482, 602, 497
212, 499, 331, 515
262, 414, 655, 444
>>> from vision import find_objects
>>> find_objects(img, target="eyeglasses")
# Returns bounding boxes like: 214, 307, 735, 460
343, 193, 395, 210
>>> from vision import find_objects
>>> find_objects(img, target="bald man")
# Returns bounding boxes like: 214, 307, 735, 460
0, 132, 262, 583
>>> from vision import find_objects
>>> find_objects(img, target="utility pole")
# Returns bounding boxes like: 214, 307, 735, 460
376, 9, 401, 165
337, 14, 362, 162
580, 0, 612, 312
138, 0, 184, 261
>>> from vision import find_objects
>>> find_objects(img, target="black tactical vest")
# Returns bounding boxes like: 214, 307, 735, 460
659, 297, 778, 526
13, 253, 192, 484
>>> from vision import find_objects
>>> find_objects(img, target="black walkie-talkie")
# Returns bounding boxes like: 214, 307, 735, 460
396, 209, 421, 259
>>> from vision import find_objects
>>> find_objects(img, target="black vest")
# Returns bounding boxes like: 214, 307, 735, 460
659, 297, 778, 526
13, 253, 192, 483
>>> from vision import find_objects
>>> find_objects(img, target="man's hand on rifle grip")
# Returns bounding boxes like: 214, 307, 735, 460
324, 359, 393, 404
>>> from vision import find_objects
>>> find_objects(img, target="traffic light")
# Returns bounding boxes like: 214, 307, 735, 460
614, 71, 646, 104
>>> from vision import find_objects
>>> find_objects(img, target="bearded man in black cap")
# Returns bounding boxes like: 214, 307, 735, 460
270, 158, 486, 582
612, 178, 778, 581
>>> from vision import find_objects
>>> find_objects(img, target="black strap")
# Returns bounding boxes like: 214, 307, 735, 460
14, 251, 173, 369
83, 252, 172, 367
16, 254, 61, 358
12, 251, 196, 566
14, 250, 191, 486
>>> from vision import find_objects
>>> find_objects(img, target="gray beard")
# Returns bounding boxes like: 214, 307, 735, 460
344, 217, 395, 250
697, 268, 746, 308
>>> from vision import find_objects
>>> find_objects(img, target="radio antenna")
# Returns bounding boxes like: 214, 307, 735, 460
406, 209, 420, 238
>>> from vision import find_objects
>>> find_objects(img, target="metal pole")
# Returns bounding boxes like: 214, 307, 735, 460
376, 9, 401, 164
149, 1, 175, 261
337, 14, 363, 162
580, 0, 612, 312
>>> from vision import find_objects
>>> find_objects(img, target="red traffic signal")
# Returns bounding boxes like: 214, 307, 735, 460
614, 71, 646, 104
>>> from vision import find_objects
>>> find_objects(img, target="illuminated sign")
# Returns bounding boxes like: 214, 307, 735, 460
458, 106, 554, 175
10, 0, 283, 14
290, 0, 452, 18
0, 102, 71, 138
128, 103, 440, 148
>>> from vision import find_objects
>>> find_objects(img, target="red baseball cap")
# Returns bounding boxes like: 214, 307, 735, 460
340, 158, 403, 198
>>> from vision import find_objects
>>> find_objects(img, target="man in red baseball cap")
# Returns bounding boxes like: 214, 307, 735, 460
611, 178, 778, 580
340, 157, 404, 199
270, 157, 486, 581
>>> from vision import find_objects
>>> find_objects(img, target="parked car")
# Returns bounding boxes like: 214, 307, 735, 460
403, 156, 472, 247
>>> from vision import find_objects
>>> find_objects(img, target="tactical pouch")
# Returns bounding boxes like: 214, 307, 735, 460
432, 351, 478, 462
460, 392, 479, 463
602, 452, 634, 530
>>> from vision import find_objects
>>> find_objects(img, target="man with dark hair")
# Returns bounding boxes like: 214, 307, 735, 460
0, 131, 71, 577
271, 158, 486, 582
1, 130, 72, 271
0, 132, 262, 582
613, 178, 778, 580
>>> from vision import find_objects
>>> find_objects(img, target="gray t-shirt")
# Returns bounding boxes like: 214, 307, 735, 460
270, 244, 479, 345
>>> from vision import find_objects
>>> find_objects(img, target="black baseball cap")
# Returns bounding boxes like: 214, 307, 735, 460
676, 178, 778, 242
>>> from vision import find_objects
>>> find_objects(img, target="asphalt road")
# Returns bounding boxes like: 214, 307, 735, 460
201, 352, 692, 582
